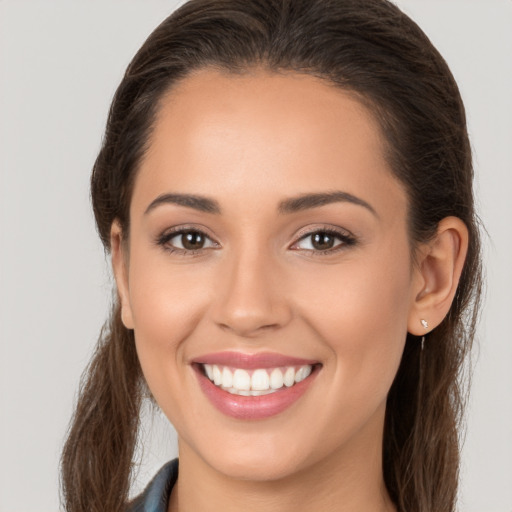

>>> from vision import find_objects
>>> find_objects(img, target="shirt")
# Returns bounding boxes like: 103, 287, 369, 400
127, 459, 178, 512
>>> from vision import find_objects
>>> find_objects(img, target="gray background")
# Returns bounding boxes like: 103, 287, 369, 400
0, 1, 511, 510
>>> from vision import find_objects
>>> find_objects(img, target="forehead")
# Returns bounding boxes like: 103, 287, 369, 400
134, 68, 406, 220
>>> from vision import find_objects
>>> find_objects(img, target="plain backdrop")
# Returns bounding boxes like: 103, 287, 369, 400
0, 1, 511, 511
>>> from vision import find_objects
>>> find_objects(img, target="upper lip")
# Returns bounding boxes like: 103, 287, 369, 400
191, 351, 319, 369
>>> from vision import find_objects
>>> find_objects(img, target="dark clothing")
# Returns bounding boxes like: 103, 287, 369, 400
127, 459, 178, 512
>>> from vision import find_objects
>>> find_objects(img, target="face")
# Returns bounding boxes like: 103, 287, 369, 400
113, 69, 423, 482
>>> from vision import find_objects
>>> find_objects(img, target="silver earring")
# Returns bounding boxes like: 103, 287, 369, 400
420, 319, 428, 351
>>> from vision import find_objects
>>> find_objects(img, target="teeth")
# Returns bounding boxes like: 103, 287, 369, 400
204, 364, 214, 380
270, 368, 284, 389
222, 367, 233, 388
213, 365, 222, 385
232, 369, 251, 390
224, 387, 277, 396
251, 389, 273, 396
295, 365, 312, 383
284, 367, 295, 387
251, 369, 270, 391
203, 364, 314, 394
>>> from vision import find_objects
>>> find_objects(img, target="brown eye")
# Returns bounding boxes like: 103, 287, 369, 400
158, 228, 217, 253
181, 231, 206, 250
311, 232, 336, 250
292, 229, 355, 254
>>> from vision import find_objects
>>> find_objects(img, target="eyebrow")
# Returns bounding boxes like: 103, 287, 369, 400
277, 191, 377, 217
144, 190, 377, 217
145, 193, 221, 214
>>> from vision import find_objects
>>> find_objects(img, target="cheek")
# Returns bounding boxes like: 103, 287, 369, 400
127, 232, 217, 329
126, 249, 213, 393
129, 267, 208, 340
292, 248, 412, 400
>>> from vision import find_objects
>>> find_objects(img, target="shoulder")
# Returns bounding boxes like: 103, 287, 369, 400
127, 459, 179, 512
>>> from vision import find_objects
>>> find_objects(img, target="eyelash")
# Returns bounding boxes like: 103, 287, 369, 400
155, 226, 357, 257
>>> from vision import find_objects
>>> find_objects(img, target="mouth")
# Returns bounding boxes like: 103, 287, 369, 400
199, 363, 315, 396
191, 352, 321, 420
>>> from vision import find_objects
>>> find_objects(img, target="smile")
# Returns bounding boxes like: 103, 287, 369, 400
192, 352, 321, 420
202, 364, 314, 396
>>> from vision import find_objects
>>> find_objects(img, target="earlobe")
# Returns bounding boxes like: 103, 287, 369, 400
408, 216, 469, 336
110, 220, 134, 329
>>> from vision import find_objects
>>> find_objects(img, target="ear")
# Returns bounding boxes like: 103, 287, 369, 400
408, 216, 469, 336
111, 220, 134, 329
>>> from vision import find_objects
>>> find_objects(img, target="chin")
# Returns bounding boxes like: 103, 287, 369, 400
208, 452, 307, 482
190, 430, 316, 482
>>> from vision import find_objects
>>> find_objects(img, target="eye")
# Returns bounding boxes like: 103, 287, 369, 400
291, 228, 356, 254
156, 228, 218, 254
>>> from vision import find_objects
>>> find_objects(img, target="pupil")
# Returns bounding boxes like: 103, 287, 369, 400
182, 232, 204, 250
312, 232, 334, 250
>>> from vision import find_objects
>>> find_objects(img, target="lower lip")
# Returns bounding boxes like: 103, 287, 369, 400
194, 365, 319, 420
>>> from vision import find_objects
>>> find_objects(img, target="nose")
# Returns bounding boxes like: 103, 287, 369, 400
211, 248, 292, 338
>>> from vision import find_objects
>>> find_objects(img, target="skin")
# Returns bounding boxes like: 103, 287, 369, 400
111, 68, 468, 512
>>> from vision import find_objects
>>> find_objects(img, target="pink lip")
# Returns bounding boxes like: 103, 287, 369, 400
192, 351, 318, 369
192, 354, 320, 420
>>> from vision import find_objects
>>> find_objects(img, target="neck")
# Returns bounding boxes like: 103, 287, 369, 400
168, 410, 396, 512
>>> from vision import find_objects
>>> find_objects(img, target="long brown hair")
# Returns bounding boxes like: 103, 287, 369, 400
60, 1, 483, 511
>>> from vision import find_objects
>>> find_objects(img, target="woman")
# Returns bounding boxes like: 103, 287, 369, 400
60, 1, 482, 511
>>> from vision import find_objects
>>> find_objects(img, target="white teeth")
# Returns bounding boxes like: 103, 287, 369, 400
204, 364, 214, 380
250, 390, 264, 396
284, 367, 295, 387
232, 369, 251, 390
295, 365, 312, 383
270, 368, 284, 389
251, 369, 270, 391
224, 387, 277, 396
213, 365, 222, 385
222, 367, 233, 388
204, 364, 315, 394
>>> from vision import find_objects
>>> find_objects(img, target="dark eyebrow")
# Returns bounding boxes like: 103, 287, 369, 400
278, 191, 378, 217
145, 193, 221, 215
144, 190, 377, 217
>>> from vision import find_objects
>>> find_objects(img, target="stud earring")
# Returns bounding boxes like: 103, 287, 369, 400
420, 319, 429, 330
